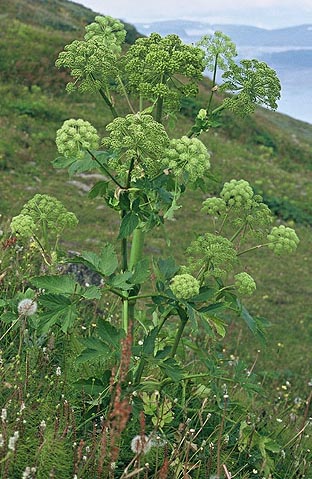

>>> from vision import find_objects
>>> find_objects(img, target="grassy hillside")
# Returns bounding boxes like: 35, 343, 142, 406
0, 0, 312, 396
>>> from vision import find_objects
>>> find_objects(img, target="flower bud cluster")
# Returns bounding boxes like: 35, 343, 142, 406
10, 214, 36, 238
201, 197, 227, 216
56, 16, 126, 93
234, 272, 256, 296
267, 225, 299, 255
163, 136, 210, 183
186, 233, 237, 279
10, 194, 78, 238
124, 33, 204, 113
103, 114, 169, 178
221, 59, 281, 115
170, 273, 200, 300
56, 119, 99, 159
84, 16, 126, 49
221, 179, 254, 209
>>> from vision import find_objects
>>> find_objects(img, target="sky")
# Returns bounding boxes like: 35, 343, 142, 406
73, 0, 312, 29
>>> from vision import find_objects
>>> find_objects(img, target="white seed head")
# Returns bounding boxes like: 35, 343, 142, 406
18, 299, 38, 317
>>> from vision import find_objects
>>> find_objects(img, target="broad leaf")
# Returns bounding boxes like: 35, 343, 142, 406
82, 285, 102, 300
159, 358, 183, 382
97, 320, 124, 349
88, 181, 109, 199
157, 257, 179, 280
38, 294, 77, 333
142, 327, 158, 356
77, 338, 110, 364
118, 212, 139, 239
131, 258, 150, 284
31, 275, 80, 295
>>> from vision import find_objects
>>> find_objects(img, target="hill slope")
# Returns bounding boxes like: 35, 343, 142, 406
0, 0, 312, 390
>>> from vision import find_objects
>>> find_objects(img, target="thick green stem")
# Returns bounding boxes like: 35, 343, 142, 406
155, 95, 164, 124
170, 317, 188, 358
207, 53, 219, 114
122, 298, 129, 333
129, 229, 145, 270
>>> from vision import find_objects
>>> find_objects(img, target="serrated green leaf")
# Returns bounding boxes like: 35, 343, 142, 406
53, 156, 75, 169
110, 271, 133, 290
159, 358, 183, 382
208, 316, 227, 337
77, 338, 110, 364
191, 287, 216, 303
143, 327, 158, 356
75, 244, 118, 277
118, 212, 139, 239
97, 320, 124, 349
38, 294, 77, 333
88, 181, 109, 199
82, 285, 102, 300
157, 257, 179, 280
31, 275, 80, 295
131, 258, 150, 284
68, 153, 96, 176
98, 243, 118, 276
241, 304, 257, 334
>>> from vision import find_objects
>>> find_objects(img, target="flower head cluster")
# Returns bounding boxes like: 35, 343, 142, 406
10, 214, 36, 238
197, 31, 237, 72
221, 59, 281, 115
56, 119, 99, 159
170, 273, 200, 300
84, 16, 126, 48
267, 225, 299, 255
202, 197, 227, 217
18, 299, 38, 317
163, 136, 210, 184
123, 33, 204, 113
234, 272, 256, 296
221, 179, 254, 209
55, 16, 126, 93
186, 233, 237, 278
11, 194, 78, 238
103, 113, 170, 178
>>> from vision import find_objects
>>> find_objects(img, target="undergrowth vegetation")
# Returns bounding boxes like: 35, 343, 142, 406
0, 5, 312, 479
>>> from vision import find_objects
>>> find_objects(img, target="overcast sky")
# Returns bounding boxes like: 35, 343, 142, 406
74, 0, 312, 28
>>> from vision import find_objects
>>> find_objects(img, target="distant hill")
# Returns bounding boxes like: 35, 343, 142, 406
135, 20, 312, 47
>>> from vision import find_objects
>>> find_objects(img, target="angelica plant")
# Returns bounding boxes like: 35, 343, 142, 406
10, 194, 78, 266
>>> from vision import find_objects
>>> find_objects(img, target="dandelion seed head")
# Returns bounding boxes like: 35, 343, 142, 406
18, 299, 37, 317
131, 435, 151, 455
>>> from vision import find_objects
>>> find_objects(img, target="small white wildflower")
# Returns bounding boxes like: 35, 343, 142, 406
20, 401, 26, 412
276, 418, 283, 423
1, 408, 7, 421
56, 366, 62, 376
253, 469, 258, 474
138, 340, 144, 346
130, 435, 152, 455
0, 433, 4, 447
40, 420, 46, 431
8, 432, 19, 451
18, 299, 38, 317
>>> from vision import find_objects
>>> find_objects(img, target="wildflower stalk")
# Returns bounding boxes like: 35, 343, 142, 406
86, 148, 125, 189
170, 314, 188, 358
90, 73, 119, 118
207, 53, 219, 113
237, 243, 269, 256
117, 75, 136, 114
